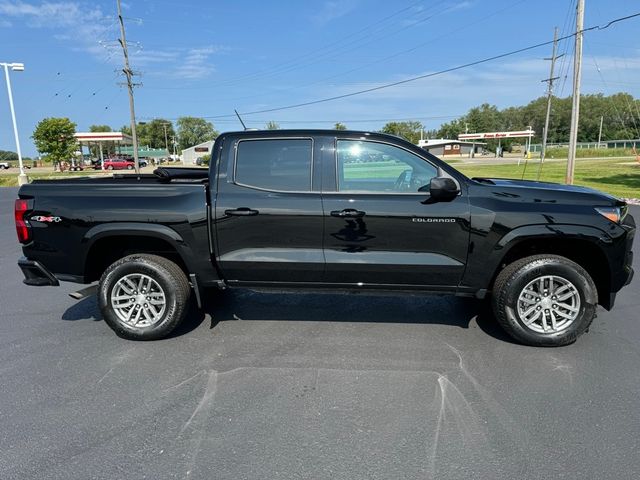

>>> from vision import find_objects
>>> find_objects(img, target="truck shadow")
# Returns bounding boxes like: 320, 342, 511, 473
200, 289, 514, 343
61, 289, 513, 343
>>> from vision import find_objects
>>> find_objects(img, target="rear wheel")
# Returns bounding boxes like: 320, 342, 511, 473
98, 254, 191, 340
127, 164, 133, 170
107, 165, 114, 170
492, 254, 597, 346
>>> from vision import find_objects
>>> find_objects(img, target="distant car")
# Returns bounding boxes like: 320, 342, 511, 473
93, 158, 145, 170
103, 158, 135, 170
0, 162, 10, 169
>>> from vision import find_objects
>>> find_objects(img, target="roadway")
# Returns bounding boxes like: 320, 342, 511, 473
0, 187, 638, 479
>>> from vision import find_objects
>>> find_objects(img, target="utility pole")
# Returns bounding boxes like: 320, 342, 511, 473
117, 0, 140, 174
536, 27, 562, 180
597, 115, 604, 146
566, 0, 585, 185
160, 122, 171, 158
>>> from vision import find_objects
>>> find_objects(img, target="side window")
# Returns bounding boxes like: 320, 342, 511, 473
235, 139, 312, 192
337, 140, 437, 193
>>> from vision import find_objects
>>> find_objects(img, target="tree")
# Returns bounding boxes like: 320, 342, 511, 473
334, 122, 347, 130
265, 121, 280, 130
434, 92, 640, 147
381, 121, 423, 144
176, 116, 218, 150
0, 149, 19, 161
88, 124, 114, 157
32, 117, 77, 166
143, 118, 176, 150
121, 122, 149, 147
90, 124, 111, 132
435, 118, 466, 140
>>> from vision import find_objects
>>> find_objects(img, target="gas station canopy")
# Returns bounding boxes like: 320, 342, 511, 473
458, 129, 535, 140
74, 132, 133, 144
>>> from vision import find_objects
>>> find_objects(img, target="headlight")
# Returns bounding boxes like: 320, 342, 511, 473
595, 206, 627, 224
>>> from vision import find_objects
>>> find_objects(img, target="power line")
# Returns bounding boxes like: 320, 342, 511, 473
207, 114, 464, 124
145, 0, 450, 91
556, 0, 577, 98
220, 0, 529, 105
194, 11, 640, 120
591, 56, 637, 139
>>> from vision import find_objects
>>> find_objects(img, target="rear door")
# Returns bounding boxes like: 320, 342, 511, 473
213, 135, 325, 284
321, 137, 470, 288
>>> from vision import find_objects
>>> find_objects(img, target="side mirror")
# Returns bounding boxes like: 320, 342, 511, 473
429, 177, 459, 201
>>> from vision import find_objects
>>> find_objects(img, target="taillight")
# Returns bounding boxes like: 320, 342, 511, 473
15, 199, 31, 244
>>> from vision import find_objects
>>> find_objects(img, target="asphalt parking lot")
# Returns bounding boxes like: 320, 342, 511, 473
1, 186, 639, 479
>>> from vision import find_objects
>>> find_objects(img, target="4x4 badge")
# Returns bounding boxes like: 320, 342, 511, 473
31, 215, 62, 223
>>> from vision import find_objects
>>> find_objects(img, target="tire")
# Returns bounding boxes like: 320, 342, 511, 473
492, 254, 597, 347
127, 165, 133, 170
107, 165, 114, 170
98, 254, 191, 340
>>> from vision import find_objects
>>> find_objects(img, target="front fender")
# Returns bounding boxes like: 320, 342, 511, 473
495, 224, 611, 250
461, 223, 612, 291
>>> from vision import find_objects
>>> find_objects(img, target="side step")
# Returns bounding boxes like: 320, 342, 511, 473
69, 284, 98, 300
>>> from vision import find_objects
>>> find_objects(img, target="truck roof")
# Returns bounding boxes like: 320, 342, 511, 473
219, 129, 408, 142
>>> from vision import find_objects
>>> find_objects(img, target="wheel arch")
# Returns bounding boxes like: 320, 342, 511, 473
489, 225, 612, 308
82, 223, 191, 283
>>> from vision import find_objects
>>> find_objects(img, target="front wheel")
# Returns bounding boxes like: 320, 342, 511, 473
98, 254, 191, 340
492, 254, 597, 347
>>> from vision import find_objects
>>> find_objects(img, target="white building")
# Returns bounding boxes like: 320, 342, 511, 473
181, 140, 215, 165
417, 139, 485, 156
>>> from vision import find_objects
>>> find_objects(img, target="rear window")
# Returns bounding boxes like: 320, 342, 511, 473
235, 138, 312, 192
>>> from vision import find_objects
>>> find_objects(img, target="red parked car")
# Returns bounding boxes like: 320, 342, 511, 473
102, 158, 135, 170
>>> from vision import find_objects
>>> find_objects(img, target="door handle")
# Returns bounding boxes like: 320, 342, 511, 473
330, 209, 366, 218
225, 208, 259, 216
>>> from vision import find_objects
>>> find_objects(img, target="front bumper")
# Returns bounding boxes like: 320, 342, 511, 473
18, 257, 60, 286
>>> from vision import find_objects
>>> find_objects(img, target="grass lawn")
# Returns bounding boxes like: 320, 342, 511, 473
452, 158, 640, 199
0, 170, 104, 187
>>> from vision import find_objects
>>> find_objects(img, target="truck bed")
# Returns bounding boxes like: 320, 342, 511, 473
18, 172, 219, 287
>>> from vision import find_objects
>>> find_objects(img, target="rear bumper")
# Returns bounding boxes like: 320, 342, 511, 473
18, 257, 60, 286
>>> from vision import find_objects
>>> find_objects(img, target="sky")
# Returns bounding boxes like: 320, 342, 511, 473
1, 0, 639, 156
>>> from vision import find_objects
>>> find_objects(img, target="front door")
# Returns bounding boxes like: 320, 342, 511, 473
322, 138, 470, 288
214, 136, 324, 284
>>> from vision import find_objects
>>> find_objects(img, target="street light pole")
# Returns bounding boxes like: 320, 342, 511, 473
1, 62, 28, 185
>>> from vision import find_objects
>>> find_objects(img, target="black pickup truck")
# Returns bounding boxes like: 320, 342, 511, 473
15, 130, 635, 346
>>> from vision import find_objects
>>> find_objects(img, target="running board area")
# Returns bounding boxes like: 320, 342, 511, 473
69, 284, 98, 300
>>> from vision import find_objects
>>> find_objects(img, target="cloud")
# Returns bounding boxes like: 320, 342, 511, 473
0, 0, 104, 27
177, 46, 222, 79
312, 0, 358, 25
0, 1, 225, 80
126, 45, 225, 80
0, 18, 12, 27
450, 1, 474, 11
0, 1, 115, 58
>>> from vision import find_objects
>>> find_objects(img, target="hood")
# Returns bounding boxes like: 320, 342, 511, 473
472, 177, 622, 204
